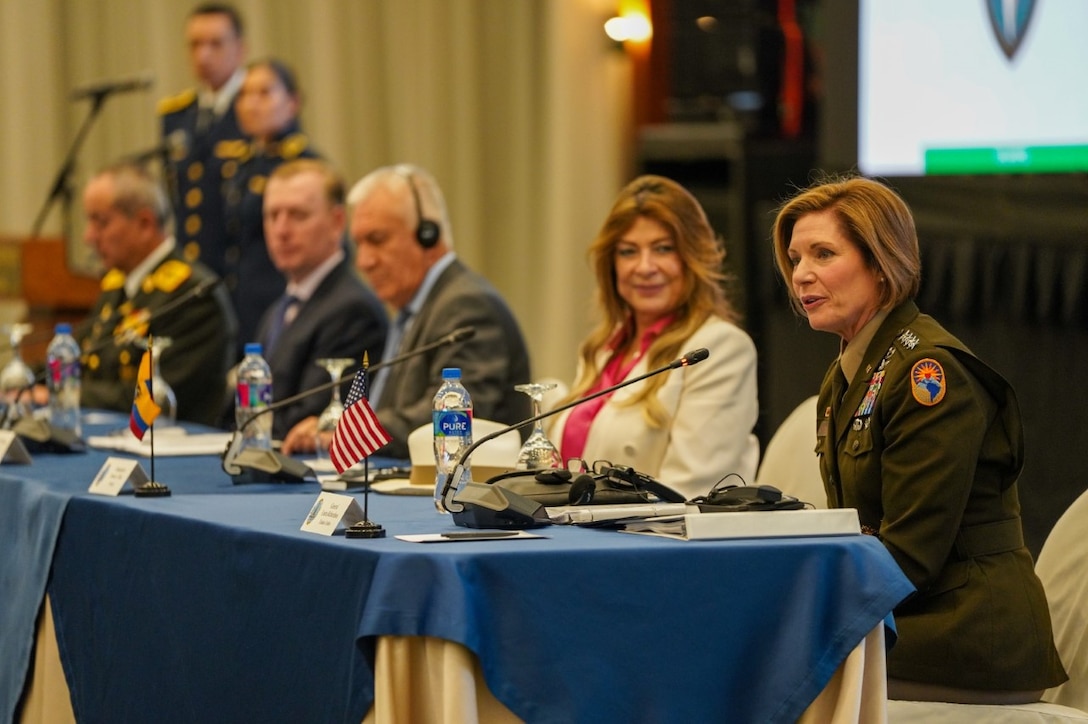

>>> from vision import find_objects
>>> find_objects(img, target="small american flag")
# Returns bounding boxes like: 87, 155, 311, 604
329, 362, 391, 474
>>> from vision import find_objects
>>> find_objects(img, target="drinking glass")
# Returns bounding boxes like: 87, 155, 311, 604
514, 382, 563, 470
315, 358, 355, 461
0, 323, 35, 422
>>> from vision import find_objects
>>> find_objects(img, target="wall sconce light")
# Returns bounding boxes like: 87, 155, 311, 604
604, 10, 652, 47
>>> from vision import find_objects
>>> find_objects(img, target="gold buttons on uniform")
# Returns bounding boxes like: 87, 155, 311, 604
184, 241, 200, 261
249, 175, 266, 195
119, 349, 131, 365
186, 188, 203, 208
88, 354, 100, 371
222, 160, 237, 178
188, 162, 203, 181
186, 214, 201, 236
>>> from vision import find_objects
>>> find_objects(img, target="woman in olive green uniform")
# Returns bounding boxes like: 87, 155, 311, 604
772, 176, 1066, 703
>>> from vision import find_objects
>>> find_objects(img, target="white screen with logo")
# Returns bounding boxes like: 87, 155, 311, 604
858, 0, 1088, 176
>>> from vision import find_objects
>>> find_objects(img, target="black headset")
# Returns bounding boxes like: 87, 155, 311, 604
402, 170, 441, 249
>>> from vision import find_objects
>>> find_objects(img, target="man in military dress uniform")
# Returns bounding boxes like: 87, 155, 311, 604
78, 162, 237, 426
159, 3, 247, 288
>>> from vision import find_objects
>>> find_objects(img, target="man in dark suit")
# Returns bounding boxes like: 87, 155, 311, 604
77, 161, 237, 426
158, 3, 247, 283
257, 159, 387, 443
341, 164, 531, 459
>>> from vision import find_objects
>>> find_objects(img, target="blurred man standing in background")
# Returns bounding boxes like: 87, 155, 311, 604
158, 3, 247, 291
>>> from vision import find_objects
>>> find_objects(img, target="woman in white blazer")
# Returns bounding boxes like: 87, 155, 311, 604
548, 175, 759, 501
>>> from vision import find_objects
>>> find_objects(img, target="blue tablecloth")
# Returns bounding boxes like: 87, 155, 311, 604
0, 411, 402, 722
2, 410, 915, 723
44, 494, 911, 724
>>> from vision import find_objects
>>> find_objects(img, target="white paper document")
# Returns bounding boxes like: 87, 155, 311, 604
396, 531, 546, 543
620, 508, 861, 540
87, 429, 233, 457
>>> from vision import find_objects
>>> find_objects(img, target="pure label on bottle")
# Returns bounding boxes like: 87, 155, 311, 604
434, 410, 472, 436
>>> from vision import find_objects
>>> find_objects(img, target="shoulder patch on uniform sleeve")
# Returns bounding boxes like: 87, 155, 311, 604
157, 89, 197, 116
101, 269, 126, 291
910, 358, 946, 406
152, 260, 193, 293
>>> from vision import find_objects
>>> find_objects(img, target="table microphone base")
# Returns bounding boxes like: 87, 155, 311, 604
134, 481, 172, 498
345, 520, 386, 538
228, 447, 317, 485
13, 418, 87, 454
451, 483, 552, 529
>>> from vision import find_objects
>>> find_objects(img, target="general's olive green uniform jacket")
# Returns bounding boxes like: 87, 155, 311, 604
816, 301, 1066, 691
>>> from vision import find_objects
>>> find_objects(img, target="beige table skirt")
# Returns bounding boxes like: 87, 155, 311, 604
22, 596, 888, 723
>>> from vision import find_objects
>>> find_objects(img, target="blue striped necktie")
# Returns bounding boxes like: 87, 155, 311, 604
265, 294, 299, 354
369, 309, 412, 407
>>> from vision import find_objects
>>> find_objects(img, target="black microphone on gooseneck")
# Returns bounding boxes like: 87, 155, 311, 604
439, 348, 711, 529
221, 326, 476, 483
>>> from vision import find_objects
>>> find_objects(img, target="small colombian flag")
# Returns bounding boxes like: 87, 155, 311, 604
129, 349, 162, 440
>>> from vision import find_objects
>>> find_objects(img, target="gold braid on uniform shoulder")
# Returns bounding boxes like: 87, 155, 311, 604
279, 133, 309, 160
215, 139, 250, 160
151, 260, 193, 293
157, 88, 197, 116
100, 269, 126, 291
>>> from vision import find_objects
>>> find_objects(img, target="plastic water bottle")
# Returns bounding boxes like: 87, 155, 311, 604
433, 367, 473, 512
46, 322, 82, 437
236, 342, 273, 450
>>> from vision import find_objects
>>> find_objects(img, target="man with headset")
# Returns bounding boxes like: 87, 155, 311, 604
280, 164, 531, 459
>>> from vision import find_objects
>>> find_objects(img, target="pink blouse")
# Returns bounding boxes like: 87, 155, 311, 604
560, 316, 675, 461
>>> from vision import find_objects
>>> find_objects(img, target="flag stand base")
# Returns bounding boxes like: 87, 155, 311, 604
134, 481, 171, 497
345, 520, 385, 538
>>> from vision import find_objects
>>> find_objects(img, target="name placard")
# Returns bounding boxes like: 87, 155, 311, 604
0, 429, 32, 465
89, 456, 150, 496
300, 492, 365, 536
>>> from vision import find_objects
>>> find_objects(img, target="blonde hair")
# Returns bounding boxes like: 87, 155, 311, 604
564, 175, 739, 428
772, 174, 921, 315
270, 158, 345, 207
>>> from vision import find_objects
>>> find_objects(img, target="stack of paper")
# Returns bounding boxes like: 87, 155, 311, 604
620, 508, 861, 540
87, 430, 233, 457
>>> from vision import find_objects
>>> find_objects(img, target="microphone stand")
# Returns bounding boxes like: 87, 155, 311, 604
30, 90, 113, 242
440, 348, 710, 525
221, 326, 476, 483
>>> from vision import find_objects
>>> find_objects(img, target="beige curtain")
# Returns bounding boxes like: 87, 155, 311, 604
0, 0, 632, 380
